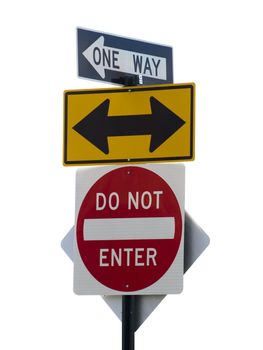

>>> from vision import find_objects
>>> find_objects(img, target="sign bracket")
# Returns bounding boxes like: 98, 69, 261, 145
120, 75, 140, 87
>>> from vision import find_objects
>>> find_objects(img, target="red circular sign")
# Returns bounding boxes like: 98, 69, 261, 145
76, 166, 182, 292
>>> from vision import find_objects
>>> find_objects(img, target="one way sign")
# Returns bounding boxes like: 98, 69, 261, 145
77, 28, 173, 85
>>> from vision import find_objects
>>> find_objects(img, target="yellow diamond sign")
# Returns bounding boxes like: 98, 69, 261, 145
63, 83, 195, 165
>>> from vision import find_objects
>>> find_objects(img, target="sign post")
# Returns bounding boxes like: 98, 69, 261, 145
122, 295, 135, 350
62, 28, 209, 350
120, 79, 140, 350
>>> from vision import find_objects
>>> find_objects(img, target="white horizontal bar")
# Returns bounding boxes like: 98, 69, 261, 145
83, 217, 175, 241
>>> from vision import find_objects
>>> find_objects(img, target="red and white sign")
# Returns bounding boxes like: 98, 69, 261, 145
74, 164, 185, 295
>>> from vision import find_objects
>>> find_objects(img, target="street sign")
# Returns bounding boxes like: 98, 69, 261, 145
77, 28, 173, 85
64, 83, 195, 166
74, 164, 185, 295
62, 212, 210, 330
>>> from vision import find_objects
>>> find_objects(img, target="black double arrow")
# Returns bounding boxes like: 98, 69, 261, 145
73, 97, 185, 154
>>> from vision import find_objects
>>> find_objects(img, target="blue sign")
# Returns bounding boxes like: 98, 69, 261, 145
77, 28, 173, 85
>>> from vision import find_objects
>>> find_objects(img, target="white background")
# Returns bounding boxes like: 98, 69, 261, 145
1, 1, 262, 349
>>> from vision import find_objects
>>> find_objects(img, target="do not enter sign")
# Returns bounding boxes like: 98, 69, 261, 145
74, 164, 185, 295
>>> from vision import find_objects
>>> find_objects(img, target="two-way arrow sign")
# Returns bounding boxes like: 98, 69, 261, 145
73, 97, 185, 154
63, 83, 195, 166
78, 28, 173, 85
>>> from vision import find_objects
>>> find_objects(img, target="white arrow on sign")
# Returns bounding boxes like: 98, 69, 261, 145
82, 36, 167, 80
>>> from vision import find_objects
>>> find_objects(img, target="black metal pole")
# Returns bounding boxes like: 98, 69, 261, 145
121, 75, 139, 350
122, 295, 135, 350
